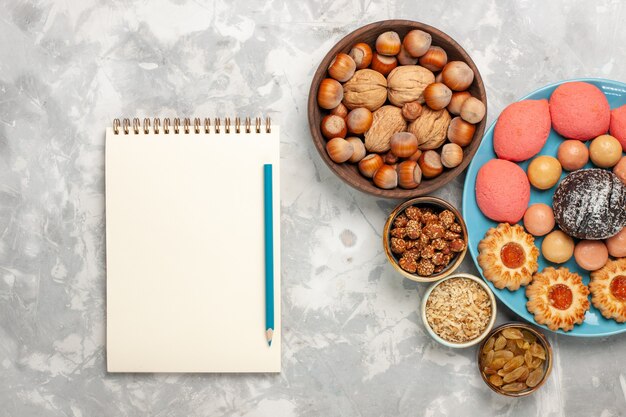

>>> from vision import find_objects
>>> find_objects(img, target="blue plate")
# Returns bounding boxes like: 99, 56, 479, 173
463, 78, 626, 337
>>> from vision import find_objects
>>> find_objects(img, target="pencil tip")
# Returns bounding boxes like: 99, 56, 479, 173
266, 328, 274, 346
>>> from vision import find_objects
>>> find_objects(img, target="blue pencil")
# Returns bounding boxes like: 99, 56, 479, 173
263, 164, 274, 347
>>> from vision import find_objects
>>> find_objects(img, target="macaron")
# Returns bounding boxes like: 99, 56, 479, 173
574, 240, 609, 271
476, 159, 530, 224
606, 227, 626, 258
609, 104, 626, 151
549, 82, 610, 141
493, 99, 551, 162
523, 204, 555, 236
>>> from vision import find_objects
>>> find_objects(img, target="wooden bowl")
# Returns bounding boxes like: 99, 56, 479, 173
383, 196, 468, 282
308, 20, 487, 198
477, 323, 553, 397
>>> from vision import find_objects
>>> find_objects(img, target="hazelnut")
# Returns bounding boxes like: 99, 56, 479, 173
423, 82, 453, 111
370, 53, 398, 76
441, 61, 474, 91
447, 91, 471, 115
397, 160, 422, 189
402, 29, 432, 58
397, 45, 418, 65
349, 42, 373, 69
441, 143, 464, 168
390, 132, 418, 158
346, 107, 373, 134
407, 149, 422, 162
447, 117, 475, 147
346, 137, 366, 163
320, 114, 347, 139
373, 165, 398, 189
375, 31, 401, 56
330, 102, 349, 118
358, 154, 384, 178
328, 53, 356, 82
418, 150, 443, 178
326, 137, 354, 163
317, 78, 343, 109
460, 97, 486, 124
419, 46, 448, 72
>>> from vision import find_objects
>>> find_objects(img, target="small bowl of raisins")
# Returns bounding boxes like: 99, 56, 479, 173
383, 196, 468, 282
477, 323, 553, 397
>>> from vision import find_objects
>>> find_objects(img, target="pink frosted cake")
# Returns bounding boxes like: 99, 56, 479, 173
549, 82, 610, 140
609, 104, 626, 151
476, 159, 530, 224
493, 99, 551, 162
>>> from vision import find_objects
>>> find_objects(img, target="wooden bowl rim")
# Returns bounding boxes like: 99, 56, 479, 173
307, 19, 488, 199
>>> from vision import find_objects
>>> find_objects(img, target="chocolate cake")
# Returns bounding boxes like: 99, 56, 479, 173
552, 169, 626, 240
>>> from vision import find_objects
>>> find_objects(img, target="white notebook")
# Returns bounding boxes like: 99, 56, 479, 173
105, 117, 280, 373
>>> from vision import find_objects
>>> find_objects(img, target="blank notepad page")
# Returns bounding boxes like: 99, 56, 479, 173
105, 123, 280, 373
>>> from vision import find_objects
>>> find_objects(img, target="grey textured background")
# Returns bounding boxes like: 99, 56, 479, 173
1, 0, 625, 416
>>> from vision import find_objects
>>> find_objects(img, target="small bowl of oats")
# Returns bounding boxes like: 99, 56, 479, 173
421, 273, 497, 348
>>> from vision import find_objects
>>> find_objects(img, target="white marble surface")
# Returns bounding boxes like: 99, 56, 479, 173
0, 0, 625, 416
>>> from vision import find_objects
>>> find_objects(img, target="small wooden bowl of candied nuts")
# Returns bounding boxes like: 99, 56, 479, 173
307, 20, 487, 198
477, 323, 553, 397
383, 196, 468, 282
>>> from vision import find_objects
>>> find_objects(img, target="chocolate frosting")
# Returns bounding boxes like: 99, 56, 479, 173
552, 169, 626, 240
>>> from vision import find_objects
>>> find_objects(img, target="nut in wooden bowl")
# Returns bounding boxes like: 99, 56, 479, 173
383, 196, 468, 282
308, 20, 487, 199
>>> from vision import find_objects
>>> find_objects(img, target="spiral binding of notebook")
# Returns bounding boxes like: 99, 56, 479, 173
112, 117, 272, 135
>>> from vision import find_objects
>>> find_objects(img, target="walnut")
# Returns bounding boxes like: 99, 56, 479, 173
386, 65, 435, 107
364, 105, 406, 153
342, 69, 388, 111
407, 106, 452, 150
